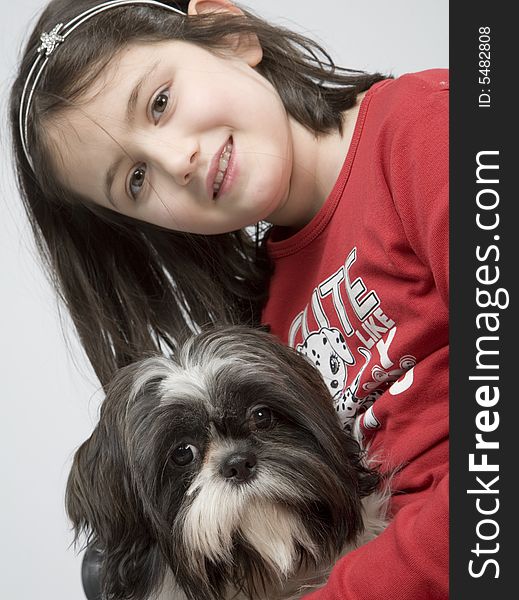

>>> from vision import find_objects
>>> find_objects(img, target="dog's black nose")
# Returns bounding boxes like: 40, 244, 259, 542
221, 452, 257, 482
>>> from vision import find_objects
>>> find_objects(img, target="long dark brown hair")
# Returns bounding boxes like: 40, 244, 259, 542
9, 0, 388, 386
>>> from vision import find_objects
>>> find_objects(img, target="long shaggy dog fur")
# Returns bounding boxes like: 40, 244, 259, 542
67, 327, 388, 600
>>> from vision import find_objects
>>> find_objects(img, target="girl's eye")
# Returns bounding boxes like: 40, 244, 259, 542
249, 406, 274, 431
151, 90, 170, 123
172, 443, 199, 467
129, 164, 146, 199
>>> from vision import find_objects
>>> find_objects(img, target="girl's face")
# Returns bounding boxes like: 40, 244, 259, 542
49, 39, 296, 234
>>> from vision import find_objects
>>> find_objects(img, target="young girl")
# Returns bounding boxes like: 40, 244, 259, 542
10, 0, 448, 599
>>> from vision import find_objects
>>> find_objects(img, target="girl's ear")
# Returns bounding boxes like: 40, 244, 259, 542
188, 0, 243, 17
188, 0, 263, 66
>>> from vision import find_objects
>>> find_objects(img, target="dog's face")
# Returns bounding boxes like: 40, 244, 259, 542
67, 327, 379, 600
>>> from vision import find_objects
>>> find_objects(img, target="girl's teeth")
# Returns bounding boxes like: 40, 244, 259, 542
213, 141, 233, 196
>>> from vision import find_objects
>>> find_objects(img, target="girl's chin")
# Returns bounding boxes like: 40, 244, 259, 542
261, 200, 291, 228
254, 185, 291, 225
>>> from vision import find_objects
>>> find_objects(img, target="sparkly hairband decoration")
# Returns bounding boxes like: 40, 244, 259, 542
19, 0, 186, 169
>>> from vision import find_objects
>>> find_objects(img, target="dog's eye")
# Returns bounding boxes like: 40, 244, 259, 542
330, 354, 340, 375
250, 406, 273, 431
172, 443, 199, 466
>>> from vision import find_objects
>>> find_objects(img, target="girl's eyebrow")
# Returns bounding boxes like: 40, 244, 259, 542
105, 157, 124, 208
126, 60, 160, 125
103, 60, 161, 206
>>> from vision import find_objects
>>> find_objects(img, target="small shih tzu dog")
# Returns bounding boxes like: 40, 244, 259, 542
66, 327, 389, 600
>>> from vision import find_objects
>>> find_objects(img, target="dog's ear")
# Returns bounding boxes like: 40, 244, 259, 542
66, 365, 167, 600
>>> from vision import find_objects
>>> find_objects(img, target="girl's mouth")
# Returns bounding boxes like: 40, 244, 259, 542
212, 137, 234, 199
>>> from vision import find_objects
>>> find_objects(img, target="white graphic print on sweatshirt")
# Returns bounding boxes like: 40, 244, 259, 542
289, 248, 417, 429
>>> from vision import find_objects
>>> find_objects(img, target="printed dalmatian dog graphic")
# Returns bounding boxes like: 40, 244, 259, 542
297, 327, 374, 428
297, 327, 353, 393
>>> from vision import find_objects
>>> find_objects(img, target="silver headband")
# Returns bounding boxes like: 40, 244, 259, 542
19, 0, 186, 170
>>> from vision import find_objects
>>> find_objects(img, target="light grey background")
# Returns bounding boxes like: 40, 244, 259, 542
0, 1, 448, 598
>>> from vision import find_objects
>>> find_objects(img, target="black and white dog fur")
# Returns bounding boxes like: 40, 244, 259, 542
67, 327, 389, 600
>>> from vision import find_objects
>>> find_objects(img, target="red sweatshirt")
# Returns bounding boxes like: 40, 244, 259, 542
262, 70, 449, 599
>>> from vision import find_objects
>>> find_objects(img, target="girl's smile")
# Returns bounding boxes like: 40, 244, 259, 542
208, 136, 236, 200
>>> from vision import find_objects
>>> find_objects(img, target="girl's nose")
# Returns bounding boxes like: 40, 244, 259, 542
146, 136, 200, 186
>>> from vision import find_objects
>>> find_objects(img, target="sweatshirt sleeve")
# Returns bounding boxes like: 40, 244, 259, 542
388, 70, 449, 307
